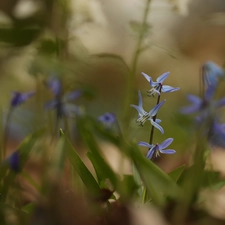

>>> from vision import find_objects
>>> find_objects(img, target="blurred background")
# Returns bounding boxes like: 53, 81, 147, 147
1, 0, 225, 171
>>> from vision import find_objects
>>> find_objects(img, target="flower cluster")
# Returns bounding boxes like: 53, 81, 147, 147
182, 61, 225, 148
45, 76, 82, 118
131, 71, 179, 160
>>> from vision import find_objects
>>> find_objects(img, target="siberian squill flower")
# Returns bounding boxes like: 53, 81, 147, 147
130, 90, 165, 133
181, 85, 225, 115
208, 121, 225, 148
139, 138, 176, 159
202, 61, 224, 87
45, 76, 82, 118
10, 91, 35, 108
142, 72, 180, 96
98, 112, 116, 128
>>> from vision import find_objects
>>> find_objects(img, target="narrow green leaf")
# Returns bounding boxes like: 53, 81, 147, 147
78, 118, 119, 189
63, 133, 101, 195
168, 165, 185, 182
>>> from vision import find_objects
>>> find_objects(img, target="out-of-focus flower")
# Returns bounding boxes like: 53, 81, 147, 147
98, 112, 116, 128
142, 72, 180, 96
10, 91, 35, 108
202, 61, 224, 87
138, 138, 176, 159
8, 151, 20, 172
181, 85, 225, 115
45, 77, 82, 118
130, 91, 165, 133
208, 121, 225, 148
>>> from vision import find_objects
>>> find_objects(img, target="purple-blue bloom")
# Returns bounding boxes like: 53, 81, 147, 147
130, 91, 165, 133
10, 91, 35, 108
98, 112, 116, 128
181, 85, 225, 115
8, 151, 20, 172
139, 138, 176, 159
45, 77, 82, 118
202, 61, 224, 87
208, 121, 225, 148
142, 72, 180, 96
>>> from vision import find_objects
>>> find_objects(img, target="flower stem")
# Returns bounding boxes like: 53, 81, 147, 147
123, 0, 152, 130
149, 88, 162, 145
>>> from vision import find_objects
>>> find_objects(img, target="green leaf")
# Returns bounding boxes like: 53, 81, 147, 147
63, 132, 101, 195
0, 129, 44, 201
78, 118, 119, 189
128, 144, 183, 206
168, 165, 185, 182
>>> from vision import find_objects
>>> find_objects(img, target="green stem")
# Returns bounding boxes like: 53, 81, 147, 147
123, 0, 152, 129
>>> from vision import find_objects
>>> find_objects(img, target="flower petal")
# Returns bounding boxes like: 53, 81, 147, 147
138, 141, 153, 148
162, 85, 180, 93
146, 148, 155, 159
141, 72, 151, 82
149, 100, 166, 117
186, 95, 202, 105
130, 104, 146, 116
63, 90, 82, 101
160, 149, 176, 154
156, 72, 170, 83
160, 138, 174, 149
215, 97, 225, 108
44, 99, 58, 109
150, 119, 164, 134
180, 105, 201, 114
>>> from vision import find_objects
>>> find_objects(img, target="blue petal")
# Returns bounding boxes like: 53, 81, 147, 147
160, 149, 176, 154
63, 90, 82, 101
138, 141, 153, 148
141, 72, 151, 82
186, 95, 202, 105
180, 105, 201, 114
204, 85, 215, 101
203, 61, 224, 87
11, 91, 35, 107
47, 76, 61, 96
159, 138, 173, 149
215, 98, 225, 108
44, 99, 58, 109
130, 104, 146, 116
155, 119, 161, 123
149, 100, 166, 117
146, 148, 155, 159
150, 119, 164, 134
156, 72, 170, 83
162, 85, 180, 93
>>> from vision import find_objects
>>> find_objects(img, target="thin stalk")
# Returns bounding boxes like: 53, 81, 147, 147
149, 92, 161, 145
123, 0, 152, 127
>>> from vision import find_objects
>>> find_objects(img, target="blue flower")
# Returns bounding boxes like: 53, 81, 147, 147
142, 72, 180, 96
208, 121, 225, 148
181, 85, 225, 115
202, 61, 224, 87
130, 91, 165, 133
8, 151, 20, 172
45, 77, 82, 118
10, 91, 35, 108
98, 112, 116, 128
139, 138, 176, 159
46, 75, 62, 96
